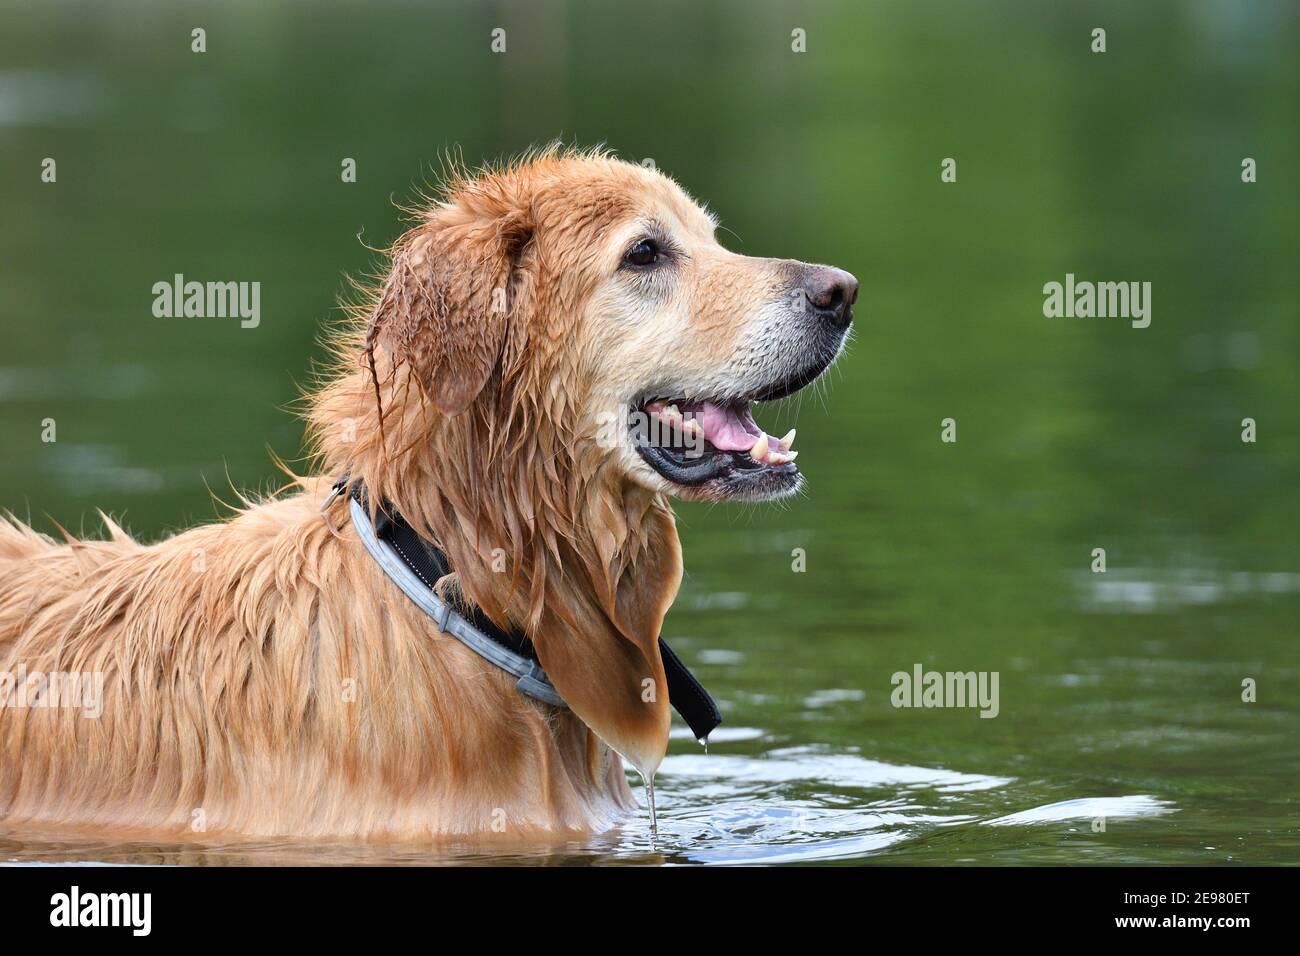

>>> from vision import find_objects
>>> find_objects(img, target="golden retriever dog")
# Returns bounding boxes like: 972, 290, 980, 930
0, 147, 856, 840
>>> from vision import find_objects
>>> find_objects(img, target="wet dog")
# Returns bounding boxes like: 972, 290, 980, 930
0, 148, 856, 839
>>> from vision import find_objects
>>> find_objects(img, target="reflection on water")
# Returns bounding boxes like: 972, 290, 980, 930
1, 744, 1182, 867
0, 69, 106, 127
985, 796, 1176, 828
1072, 569, 1300, 613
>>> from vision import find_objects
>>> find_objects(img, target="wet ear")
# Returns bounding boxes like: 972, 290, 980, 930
529, 501, 682, 777
368, 206, 531, 415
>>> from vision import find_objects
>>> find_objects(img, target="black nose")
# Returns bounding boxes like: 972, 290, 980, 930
802, 266, 859, 329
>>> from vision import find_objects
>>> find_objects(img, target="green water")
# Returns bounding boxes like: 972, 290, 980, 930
1, 0, 1296, 865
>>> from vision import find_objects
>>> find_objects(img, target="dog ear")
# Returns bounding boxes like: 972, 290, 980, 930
368, 201, 532, 416
529, 501, 682, 779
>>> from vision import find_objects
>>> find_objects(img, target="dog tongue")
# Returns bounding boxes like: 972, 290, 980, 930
645, 399, 798, 465
693, 401, 762, 452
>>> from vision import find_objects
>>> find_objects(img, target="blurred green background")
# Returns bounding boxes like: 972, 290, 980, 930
1, 0, 1296, 864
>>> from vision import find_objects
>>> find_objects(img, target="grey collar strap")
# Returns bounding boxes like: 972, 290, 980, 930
347, 494, 566, 707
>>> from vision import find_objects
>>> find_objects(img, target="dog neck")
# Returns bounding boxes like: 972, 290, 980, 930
310, 353, 680, 777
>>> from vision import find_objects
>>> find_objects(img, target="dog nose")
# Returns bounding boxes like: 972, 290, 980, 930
802, 266, 859, 329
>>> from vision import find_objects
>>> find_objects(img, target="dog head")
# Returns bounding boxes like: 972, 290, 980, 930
368, 148, 856, 506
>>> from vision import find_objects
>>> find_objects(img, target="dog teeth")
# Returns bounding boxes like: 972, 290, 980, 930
779, 429, 796, 451
748, 433, 799, 466
682, 418, 703, 435
648, 403, 681, 423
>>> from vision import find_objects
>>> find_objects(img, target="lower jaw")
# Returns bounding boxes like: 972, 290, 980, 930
634, 444, 802, 502
680, 468, 804, 503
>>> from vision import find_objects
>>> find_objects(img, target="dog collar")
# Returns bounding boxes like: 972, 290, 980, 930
332, 478, 723, 742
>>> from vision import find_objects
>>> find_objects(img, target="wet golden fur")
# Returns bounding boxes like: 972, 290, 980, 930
0, 146, 831, 840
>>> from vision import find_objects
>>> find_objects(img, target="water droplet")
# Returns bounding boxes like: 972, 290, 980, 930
644, 772, 657, 833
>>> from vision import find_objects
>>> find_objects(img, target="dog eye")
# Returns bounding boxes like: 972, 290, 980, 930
623, 239, 662, 268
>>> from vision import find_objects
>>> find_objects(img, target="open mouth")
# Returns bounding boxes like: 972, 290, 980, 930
631, 397, 801, 498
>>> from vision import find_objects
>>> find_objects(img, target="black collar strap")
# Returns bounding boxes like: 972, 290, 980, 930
333, 479, 722, 742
